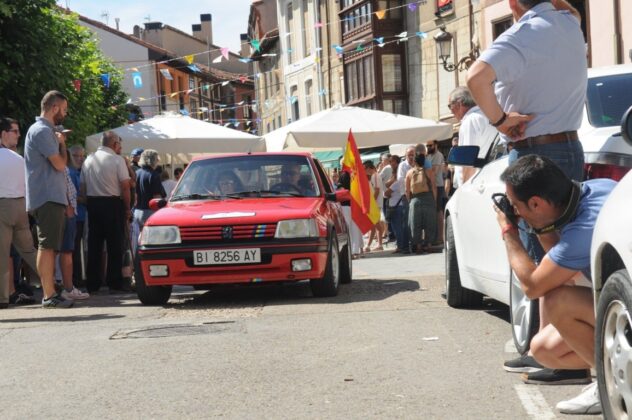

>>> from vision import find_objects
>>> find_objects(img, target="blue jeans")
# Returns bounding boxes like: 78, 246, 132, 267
508, 140, 585, 262
390, 205, 407, 251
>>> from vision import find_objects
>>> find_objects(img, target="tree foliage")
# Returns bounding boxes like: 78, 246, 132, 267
0, 0, 128, 146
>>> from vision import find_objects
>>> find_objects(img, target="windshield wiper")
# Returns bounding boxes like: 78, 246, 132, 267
170, 193, 220, 202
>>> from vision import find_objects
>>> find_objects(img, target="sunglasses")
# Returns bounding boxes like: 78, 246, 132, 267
282, 171, 299, 176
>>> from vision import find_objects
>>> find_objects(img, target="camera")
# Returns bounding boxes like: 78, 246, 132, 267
492, 193, 519, 226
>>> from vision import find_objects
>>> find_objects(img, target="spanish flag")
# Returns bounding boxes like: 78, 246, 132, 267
341, 130, 381, 234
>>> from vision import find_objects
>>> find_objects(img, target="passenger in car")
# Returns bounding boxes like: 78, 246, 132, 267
497, 155, 616, 415
216, 171, 244, 195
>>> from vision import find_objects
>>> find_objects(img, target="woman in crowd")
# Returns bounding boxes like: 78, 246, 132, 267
363, 160, 385, 252
405, 153, 436, 254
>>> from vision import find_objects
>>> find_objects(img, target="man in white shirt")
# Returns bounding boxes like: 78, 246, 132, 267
448, 87, 498, 186
81, 131, 131, 293
0, 118, 39, 308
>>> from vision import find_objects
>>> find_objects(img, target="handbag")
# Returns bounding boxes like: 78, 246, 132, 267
385, 196, 403, 222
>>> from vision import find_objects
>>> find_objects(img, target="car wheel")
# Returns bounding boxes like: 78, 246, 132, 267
310, 235, 340, 297
510, 271, 539, 355
339, 234, 352, 284
134, 254, 172, 305
445, 215, 483, 308
596, 269, 632, 420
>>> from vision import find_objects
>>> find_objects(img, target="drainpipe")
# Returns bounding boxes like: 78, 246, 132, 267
613, 0, 622, 64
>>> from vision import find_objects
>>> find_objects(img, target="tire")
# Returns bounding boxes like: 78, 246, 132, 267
310, 235, 340, 297
595, 269, 632, 420
445, 215, 483, 308
510, 271, 539, 355
134, 254, 172, 305
339, 234, 352, 284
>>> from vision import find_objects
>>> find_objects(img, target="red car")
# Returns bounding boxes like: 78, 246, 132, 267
135, 152, 352, 305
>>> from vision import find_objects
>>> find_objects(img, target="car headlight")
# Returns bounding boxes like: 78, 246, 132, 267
275, 219, 319, 238
140, 226, 181, 245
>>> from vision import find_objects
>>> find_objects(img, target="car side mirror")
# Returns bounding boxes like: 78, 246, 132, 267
622, 106, 632, 147
447, 146, 486, 168
149, 198, 167, 211
327, 189, 351, 202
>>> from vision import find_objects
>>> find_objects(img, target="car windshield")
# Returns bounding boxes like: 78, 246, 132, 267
586, 73, 632, 128
171, 155, 320, 200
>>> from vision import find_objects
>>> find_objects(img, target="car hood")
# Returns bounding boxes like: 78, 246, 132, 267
579, 125, 631, 154
147, 197, 323, 226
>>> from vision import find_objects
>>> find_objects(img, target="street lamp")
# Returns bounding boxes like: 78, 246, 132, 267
433, 26, 480, 72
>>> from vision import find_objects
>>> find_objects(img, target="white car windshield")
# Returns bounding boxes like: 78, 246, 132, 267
586, 73, 632, 128
171, 155, 320, 200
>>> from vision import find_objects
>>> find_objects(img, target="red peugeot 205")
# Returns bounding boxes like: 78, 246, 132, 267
135, 152, 352, 305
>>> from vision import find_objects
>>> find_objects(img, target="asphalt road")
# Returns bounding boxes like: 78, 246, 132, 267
0, 248, 601, 419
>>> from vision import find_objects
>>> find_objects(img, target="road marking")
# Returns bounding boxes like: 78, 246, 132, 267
505, 338, 517, 353
514, 384, 557, 420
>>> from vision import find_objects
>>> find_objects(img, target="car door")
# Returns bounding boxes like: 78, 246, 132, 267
455, 137, 512, 304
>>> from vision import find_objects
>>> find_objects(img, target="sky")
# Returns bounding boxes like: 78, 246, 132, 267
57, 0, 253, 54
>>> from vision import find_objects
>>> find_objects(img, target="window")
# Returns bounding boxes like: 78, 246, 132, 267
305, 80, 313, 116
243, 95, 252, 119
365, 56, 375, 96
286, 3, 295, 63
493, 16, 513, 40
344, 56, 376, 103
381, 54, 402, 92
383, 99, 406, 114
290, 85, 300, 121
378, 0, 402, 19
302, 0, 312, 57
189, 77, 195, 90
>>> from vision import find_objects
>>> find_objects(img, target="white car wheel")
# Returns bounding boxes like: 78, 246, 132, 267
596, 269, 632, 420
510, 271, 539, 355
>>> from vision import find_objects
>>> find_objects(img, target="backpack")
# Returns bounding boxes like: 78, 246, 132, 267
410, 168, 430, 194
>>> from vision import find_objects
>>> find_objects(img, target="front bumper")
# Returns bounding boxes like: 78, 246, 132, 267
137, 238, 329, 286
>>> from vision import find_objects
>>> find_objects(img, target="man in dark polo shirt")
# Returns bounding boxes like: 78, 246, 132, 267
24, 90, 73, 308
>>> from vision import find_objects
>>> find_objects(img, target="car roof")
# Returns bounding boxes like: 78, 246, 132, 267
190, 152, 313, 163
588, 64, 632, 78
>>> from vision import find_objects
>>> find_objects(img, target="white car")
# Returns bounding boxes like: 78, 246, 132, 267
590, 107, 632, 419
445, 64, 632, 354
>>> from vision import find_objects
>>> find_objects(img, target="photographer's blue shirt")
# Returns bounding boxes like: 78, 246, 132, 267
547, 179, 617, 279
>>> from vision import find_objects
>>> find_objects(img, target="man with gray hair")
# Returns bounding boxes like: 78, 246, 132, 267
466, 0, 588, 386
448, 86, 497, 186
24, 90, 73, 308
80, 131, 131, 293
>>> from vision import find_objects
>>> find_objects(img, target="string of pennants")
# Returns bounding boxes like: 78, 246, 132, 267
77, 0, 434, 118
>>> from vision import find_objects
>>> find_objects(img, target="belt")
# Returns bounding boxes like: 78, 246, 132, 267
512, 131, 578, 150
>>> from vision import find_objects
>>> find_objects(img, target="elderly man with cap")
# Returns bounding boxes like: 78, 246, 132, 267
130, 148, 143, 172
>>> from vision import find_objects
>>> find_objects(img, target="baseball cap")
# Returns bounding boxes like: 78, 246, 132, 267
130, 148, 144, 157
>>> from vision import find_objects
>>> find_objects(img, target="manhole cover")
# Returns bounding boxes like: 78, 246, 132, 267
110, 321, 235, 340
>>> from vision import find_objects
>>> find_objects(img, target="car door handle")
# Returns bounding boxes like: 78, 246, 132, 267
477, 184, 485, 193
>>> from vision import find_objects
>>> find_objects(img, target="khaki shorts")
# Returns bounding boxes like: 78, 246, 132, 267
33, 202, 66, 251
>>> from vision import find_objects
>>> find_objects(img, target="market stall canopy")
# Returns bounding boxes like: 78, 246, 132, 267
86, 113, 265, 165
265, 105, 453, 151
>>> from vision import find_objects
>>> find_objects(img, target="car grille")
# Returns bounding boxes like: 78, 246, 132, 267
179, 223, 277, 243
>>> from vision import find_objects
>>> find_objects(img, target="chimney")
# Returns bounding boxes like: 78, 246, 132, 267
133, 25, 141, 38
200, 13, 212, 45
115, 17, 120, 31
240, 33, 249, 58
192, 23, 202, 40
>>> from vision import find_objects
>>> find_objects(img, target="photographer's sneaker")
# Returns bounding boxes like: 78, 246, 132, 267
522, 368, 591, 385
503, 355, 544, 373
556, 382, 601, 414
61, 287, 90, 300
42, 293, 74, 309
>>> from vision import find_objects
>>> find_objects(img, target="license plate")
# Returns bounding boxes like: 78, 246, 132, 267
193, 248, 261, 266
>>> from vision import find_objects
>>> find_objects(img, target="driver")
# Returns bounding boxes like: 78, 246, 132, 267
216, 171, 243, 195
272, 164, 304, 194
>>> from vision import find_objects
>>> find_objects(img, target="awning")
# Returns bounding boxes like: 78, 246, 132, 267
312, 150, 343, 168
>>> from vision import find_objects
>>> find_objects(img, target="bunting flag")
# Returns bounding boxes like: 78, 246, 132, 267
314, 22, 323, 28
180, 108, 189, 116
188, 64, 201, 73
416, 31, 428, 39
132, 72, 143, 88
159, 69, 173, 80
222, 81, 230, 86
73, 79, 81, 92
375, 10, 386, 19
262, 53, 277, 57
203, 84, 210, 90
333, 45, 344, 54
318, 89, 327, 96
221, 47, 230, 60
408, 3, 418, 11
378, 43, 386, 48
184, 55, 194, 64
238, 57, 253, 63
237, 100, 245, 106
130, 67, 139, 72
374, 37, 384, 44
212, 55, 223, 63
396, 31, 408, 38
341, 130, 381, 234
239, 76, 247, 83
355, 44, 364, 52
170, 92, 178, 98
251, 39, 261, 52
100, 73, 110, 88
287, 48, 293, 53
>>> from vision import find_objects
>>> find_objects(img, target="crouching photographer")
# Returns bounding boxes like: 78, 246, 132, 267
496, 155, 616, 415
